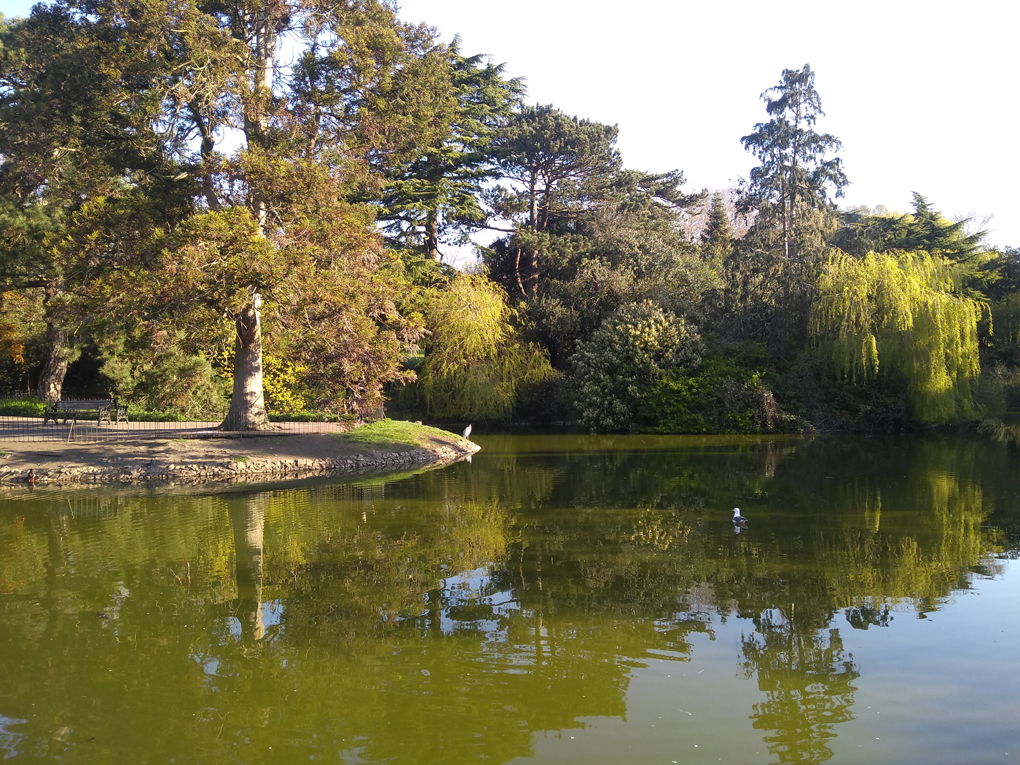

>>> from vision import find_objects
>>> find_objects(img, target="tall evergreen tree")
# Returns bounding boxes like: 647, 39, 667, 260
490, 104, 621, 296
700, 193, 734, 264
373, 40, 523, 265
740, 64, 848, 260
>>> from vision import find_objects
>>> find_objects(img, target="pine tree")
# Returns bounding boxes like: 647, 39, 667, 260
491, 104, 621, 296
740, 65, 848, 260
700, 193, 734, 263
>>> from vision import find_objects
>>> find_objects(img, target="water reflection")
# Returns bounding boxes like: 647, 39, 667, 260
0, 435, 1016, 762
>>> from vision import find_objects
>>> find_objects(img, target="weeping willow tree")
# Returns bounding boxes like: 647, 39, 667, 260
809, 249, 982, 422
417, 274, 555, 420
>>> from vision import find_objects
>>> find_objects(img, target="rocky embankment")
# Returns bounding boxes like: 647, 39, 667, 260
0, 428, 479, 486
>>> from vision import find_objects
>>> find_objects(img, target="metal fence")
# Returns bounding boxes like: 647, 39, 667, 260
0, 395, 355, 443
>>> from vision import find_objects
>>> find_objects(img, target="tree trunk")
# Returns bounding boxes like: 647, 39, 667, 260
220, 294, 270, 431
36, 284, 73, 404
425, 211, 441, 261
218, 7, 278, 433
524, 248, 540, 296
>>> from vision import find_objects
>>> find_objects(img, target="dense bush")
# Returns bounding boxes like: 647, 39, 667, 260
637, 345, 805, 434
569, 301, 702, 432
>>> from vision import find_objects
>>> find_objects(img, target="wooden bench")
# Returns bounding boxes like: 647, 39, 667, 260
43, 399, 128, 426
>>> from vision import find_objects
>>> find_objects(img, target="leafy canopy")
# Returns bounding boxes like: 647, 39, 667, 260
809, 249, 982, 422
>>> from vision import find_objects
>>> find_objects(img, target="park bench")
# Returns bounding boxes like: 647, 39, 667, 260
43, 398, 128, 426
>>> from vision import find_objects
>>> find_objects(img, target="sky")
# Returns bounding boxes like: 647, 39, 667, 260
2, 0, 1017, 247
394, 0, 1018, 248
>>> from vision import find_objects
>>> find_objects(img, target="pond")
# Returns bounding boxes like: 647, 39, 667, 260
1, 434, 1018, 763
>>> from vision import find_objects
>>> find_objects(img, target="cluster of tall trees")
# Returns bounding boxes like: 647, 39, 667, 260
0, 2, 1015, 431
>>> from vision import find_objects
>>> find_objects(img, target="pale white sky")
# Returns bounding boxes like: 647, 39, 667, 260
3, 0, 1016, 246
397, 0, 1019, 248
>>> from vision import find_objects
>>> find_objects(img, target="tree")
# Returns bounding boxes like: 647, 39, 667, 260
490, 104, 621, 296
373, 40, 523, 264
740, 64, 848, 261
412, 274, 555, 421
517, 168, 712, 366
177, 0, 453, 428
569, 300, 702, 432
700, 192, 735, 264
0, 4, 189, 401
3, 0, 456, 425
809, 249, 982, 422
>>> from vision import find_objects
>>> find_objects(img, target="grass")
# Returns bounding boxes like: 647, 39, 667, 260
334, 419, 461, 448
231, 455, 250, 463
0, 399, 47, 417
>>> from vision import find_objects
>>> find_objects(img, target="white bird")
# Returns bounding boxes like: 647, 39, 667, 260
732, 507, 747, 524
462, 423, 472, 439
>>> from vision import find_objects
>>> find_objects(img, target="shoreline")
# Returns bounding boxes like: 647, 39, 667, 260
0, 426, 479, 487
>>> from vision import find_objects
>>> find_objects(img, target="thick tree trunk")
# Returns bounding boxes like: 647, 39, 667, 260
36, 284, 73, 404
220, 294, 270, 431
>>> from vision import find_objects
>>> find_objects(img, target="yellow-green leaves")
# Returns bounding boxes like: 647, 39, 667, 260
417, 274, 554, 420
810, 249, 982, 422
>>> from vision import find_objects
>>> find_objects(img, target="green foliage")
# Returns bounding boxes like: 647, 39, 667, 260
809, 249, 982, 422
374, 41, 523, 259
700, 193, 734, 265
740, 64, 847, 259
0, 0, 458, 425
524, 258, 632, 366
494, 104, 623, 228
0, 397, 46, 416
638, 348, 798, 434
415, 274, 555, 421
96, 327, 225, 418
832, 194, 995, 302
489, 104, 624, 295
570, 301, 703, 432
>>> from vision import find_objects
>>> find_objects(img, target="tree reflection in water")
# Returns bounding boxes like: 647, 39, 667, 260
741, 611, 858, 763
0, 434, 1015, 762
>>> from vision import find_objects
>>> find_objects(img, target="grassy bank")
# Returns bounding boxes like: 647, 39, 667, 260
336, 419, 464, 448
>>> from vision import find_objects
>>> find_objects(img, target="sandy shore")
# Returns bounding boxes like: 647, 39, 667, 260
0, 429, 479, 486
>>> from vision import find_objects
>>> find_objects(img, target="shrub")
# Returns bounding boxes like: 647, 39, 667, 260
569, 300, 702, 432
638, 352, 797, 434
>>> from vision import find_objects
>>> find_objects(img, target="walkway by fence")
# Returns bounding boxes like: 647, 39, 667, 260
0, 417, 353, 443
0, 396, 354, 443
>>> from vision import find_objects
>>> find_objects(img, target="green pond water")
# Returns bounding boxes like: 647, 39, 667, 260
1, 434, 1019, 764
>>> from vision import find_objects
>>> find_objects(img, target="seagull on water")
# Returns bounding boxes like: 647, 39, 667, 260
732, 507, 747, 524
